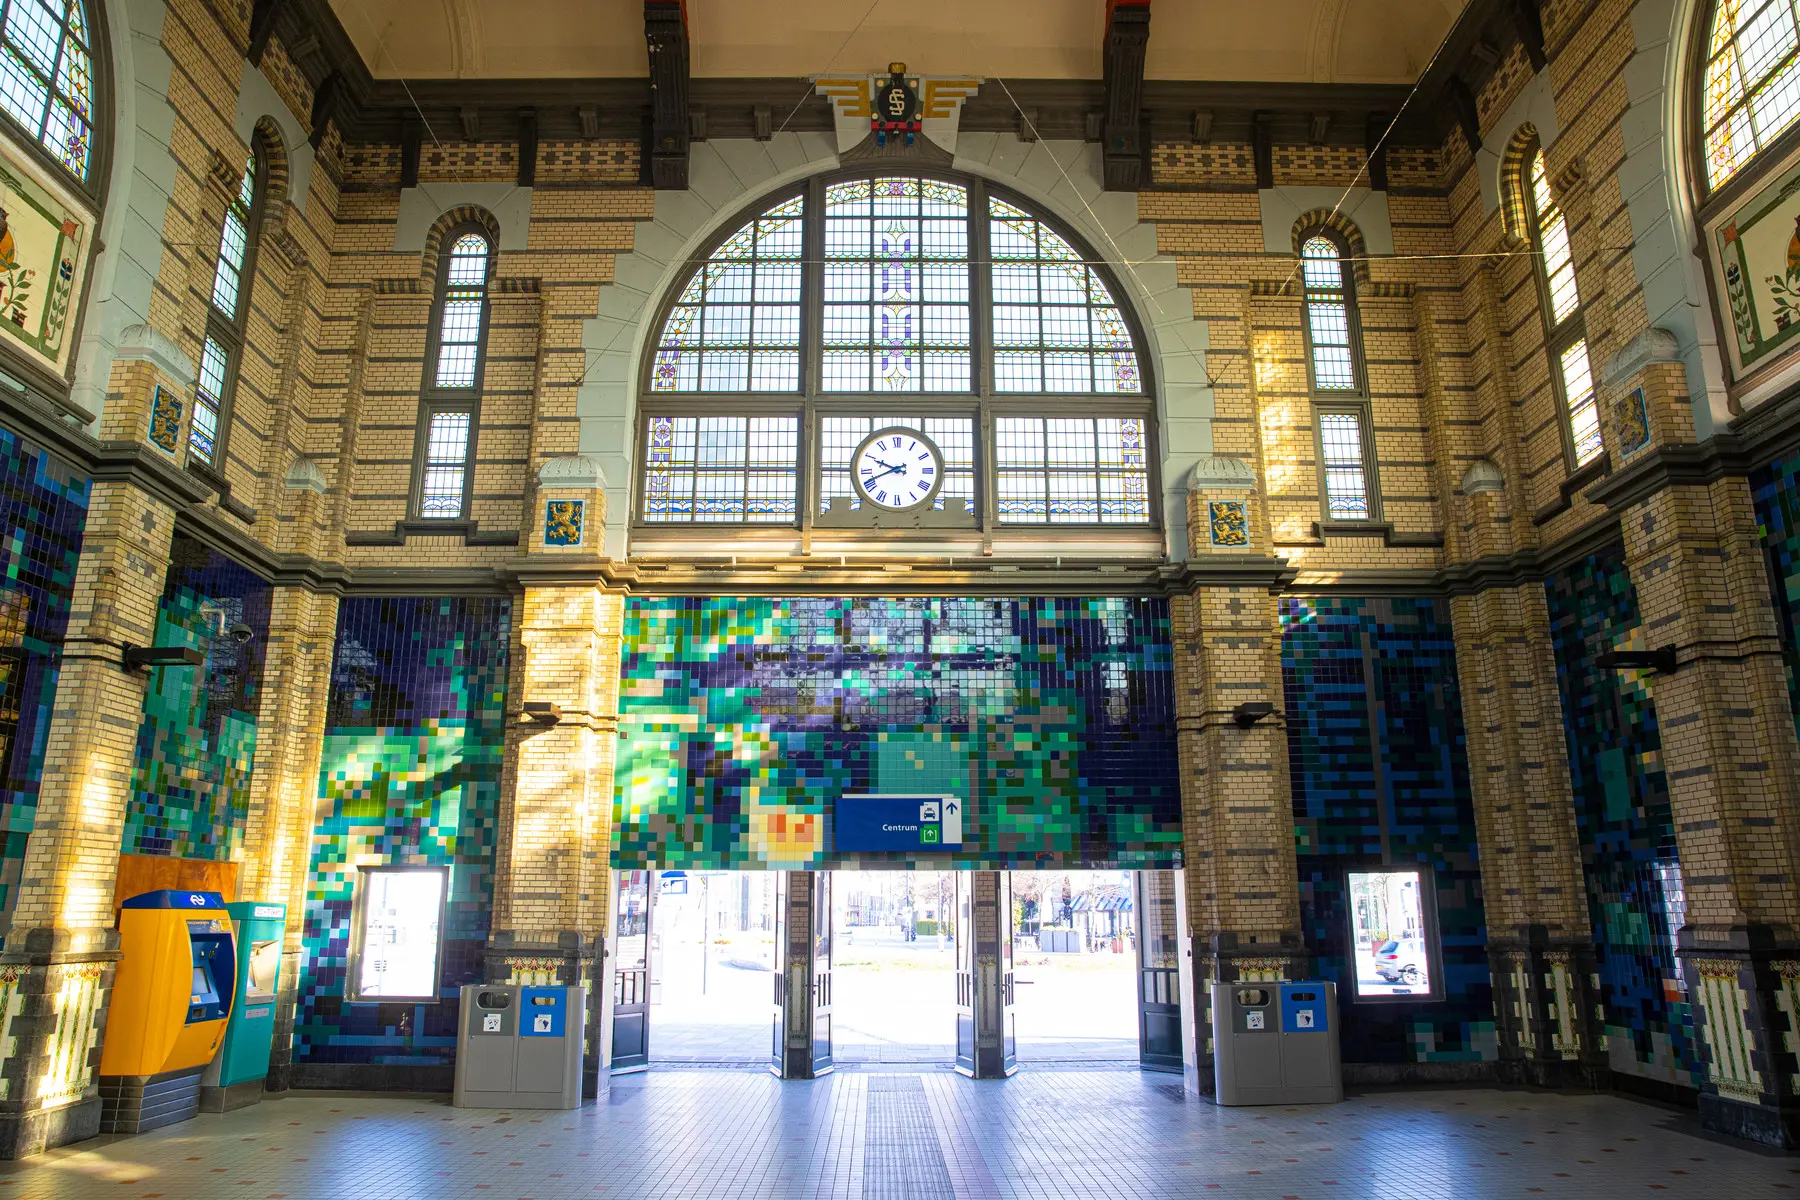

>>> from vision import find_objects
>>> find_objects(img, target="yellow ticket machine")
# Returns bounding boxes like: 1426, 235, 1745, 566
98, 890, 236, 1134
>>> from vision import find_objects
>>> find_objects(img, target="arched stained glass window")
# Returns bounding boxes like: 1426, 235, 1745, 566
1521, 145, 1605, 470
0, 0, 94, 179
1297, 229, 1376, 522
192, 138, 267, 469
1702, 0, 1800, 190
653, 195, 802, 392
413, 227, 492, 520
638, 171, 1154, 530
990, 197, 1140, 394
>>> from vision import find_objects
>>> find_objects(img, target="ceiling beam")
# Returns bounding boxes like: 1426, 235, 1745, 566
1101, 0, 1151, 191
644, 0, 691, 190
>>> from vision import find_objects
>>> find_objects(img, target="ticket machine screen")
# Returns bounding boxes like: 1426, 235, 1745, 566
186, 921, 235, 1024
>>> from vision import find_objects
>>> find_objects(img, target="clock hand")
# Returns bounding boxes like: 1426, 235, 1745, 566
862, 460, 908, 484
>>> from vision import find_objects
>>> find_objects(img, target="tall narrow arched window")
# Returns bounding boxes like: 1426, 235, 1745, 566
1701, 0, 1800, 190
1299, 232, 1376, 521
1522, 147, 1604, 470
0, 0, 95, 180
191, 137, 267, 468
414, 228, 491, 520
638, 172, 1153, 531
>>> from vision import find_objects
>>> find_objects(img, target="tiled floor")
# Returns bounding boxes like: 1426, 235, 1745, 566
3, 1069, 1795, 1199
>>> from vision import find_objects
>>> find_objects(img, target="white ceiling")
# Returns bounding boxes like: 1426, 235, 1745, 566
327, 0, 1467, 84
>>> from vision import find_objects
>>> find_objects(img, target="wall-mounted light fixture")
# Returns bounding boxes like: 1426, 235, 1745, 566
1597, 645, 1678, 674
522, 701, 563, 726
1232, 701, 1276, 727
122, 644, 205, 672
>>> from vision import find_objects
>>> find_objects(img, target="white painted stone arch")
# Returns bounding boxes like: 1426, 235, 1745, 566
578, 132, 1215, 558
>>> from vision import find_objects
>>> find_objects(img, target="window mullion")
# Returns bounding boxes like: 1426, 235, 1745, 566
971, 178, 996, 530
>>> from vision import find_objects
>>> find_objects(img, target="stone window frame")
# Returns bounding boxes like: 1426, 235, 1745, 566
410, 221, 495, 522
1296, 224, 1381, 526
1517, 137, 1605, 475
191, 129, 271, 472
632, 165, 1160, 536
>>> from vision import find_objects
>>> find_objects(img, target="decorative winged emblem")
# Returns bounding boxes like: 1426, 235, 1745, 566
813, 66, 982, 154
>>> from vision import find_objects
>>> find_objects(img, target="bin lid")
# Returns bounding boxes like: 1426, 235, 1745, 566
121, 890, 226, 910
225, 900, 286, 921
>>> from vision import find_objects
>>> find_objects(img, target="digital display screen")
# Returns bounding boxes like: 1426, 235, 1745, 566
1347, 869, 1434, 999
352, 868, 447, 1002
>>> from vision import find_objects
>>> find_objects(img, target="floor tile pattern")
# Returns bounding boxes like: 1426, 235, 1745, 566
1281, 597, 1493, 1066
1545, 542, 1699, 1090
123, 533, 272, 859
5, 1071, 1798, 1198
614, 597, 1180, 871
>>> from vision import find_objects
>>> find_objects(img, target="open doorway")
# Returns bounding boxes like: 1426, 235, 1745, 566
646, 870, 776, 1063
829, 870, 957, 1063
1009, 870, 1140, 1062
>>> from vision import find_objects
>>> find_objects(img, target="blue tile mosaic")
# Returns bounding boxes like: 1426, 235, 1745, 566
122, 534, 271, 859
1281, 596, 1495, 1065
0, 422, 88, 920
292, 596, 511, 1072
1545, 541, 1701, 1090
614, 597, 1181, 870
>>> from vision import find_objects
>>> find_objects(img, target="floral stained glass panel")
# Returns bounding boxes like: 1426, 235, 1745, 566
994, 416, 1149, 523
1703, 0, 1800, 189
653, 195, 803, 392
822, 177, 971, 392
641, 415, 800, 522
990, 197, 1141, 394
0, 0, 93, 179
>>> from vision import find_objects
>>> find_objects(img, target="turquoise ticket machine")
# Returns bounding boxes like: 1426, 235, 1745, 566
199, 901, 286, 1112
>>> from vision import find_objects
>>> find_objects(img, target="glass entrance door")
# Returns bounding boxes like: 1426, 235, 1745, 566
610, 869, 653, 1072
1135, 870, 1183, 1071
770, 871, 832, 1078
954, 872, 974, 1072
811, 872, 833, 1074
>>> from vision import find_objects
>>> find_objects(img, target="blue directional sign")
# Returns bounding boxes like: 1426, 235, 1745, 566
835, 794, 964, 852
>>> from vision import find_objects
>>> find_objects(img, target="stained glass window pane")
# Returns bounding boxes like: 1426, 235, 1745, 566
190, 336, 229, 465
1300, 236, 1360, 392
816, 178, 971, 393
1703, 0, 1800, 187
1318, 412, 1370, 519
0, 0, 93, 178
210, 148, 257, 319
1559, 339, 1605, 467
1529, 152, 1582, 327
419, 410, 472, 518
641, 415, 800, 522
433, 235, 489, 389
994, 415, 1148, 523
653, 195, 805, 393
989, 197, 1142, 394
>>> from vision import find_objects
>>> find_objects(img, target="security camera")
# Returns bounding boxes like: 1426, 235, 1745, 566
228, 622, 254, 644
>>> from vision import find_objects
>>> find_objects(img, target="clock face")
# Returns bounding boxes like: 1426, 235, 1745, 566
851, 427, 944, 511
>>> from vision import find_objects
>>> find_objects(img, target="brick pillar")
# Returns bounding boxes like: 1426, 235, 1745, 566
1616, 475, 1800, 1145
486, 579, 623, 1092
234, 587, 339, 1094
0, 333, 207, 1156
1450, 583, 1606, 1087
1172, 582, 1307, 1095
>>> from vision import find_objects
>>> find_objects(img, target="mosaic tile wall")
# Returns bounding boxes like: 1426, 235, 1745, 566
614, 597, 1180, 870
122, 534, 271, 858
1545, 541, 1702, 1090
0, 422, 88, 922
292, 597, 511, 1077
1752, 454, 1800, 725
1281, 597, 1495, 1065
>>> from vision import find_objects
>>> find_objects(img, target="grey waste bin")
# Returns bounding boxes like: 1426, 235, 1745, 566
453, 984, 585, 1109
1211, 980, 1342, 1106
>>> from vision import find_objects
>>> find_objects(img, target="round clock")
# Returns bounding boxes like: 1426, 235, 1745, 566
850, 427, 944, 511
